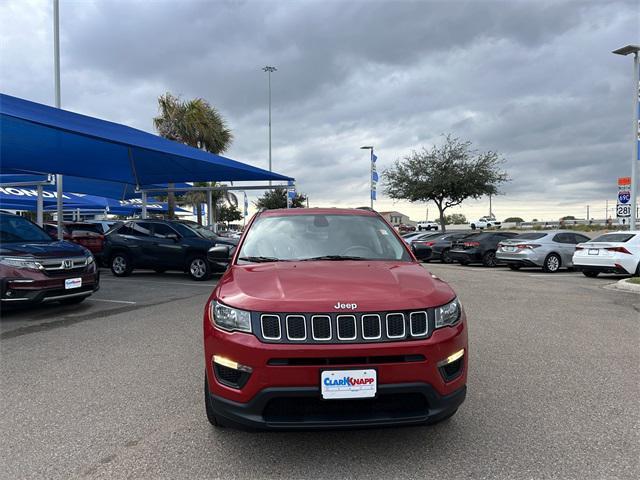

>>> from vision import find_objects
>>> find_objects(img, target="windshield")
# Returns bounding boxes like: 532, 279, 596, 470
170, 222, 199, 238
238, 214, 411, 262
0, 214, 53, 243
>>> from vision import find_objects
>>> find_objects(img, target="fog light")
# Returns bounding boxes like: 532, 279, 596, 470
437, 348, 464, 367
213, 355, 252, 373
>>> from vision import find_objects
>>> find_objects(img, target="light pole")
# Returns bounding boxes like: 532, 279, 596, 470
360, 146, 375, 209
263, 66, 277, 184
613, 44, 640, 230
53, 0, 64, 239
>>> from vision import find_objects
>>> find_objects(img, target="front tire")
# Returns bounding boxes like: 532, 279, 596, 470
470, 224, 476, 230
482, 250, 498, 267
441, 249, 453, 264
110, 252, 133, 277
188, 255, 211, 281
583, 270, 599, 278
542, 253, 561, 273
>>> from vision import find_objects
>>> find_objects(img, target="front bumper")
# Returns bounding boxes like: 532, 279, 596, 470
208, 382, 466, 430
0, 271, 100, 305
204, 311, 467, 429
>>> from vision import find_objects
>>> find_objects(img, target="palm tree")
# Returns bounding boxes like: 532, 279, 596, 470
153, 93, 233, 218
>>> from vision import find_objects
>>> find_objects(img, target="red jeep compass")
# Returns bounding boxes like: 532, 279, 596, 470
203, 208, 467, 429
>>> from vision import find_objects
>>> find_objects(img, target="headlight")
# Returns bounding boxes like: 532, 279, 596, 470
86, 255, 95, 265
210, 301, 252, 333
0, 257, 42, 270
434, 297, 461, 328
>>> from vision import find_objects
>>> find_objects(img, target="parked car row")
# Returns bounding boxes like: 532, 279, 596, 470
407, 228, 640, 277
0, 213, 241, 310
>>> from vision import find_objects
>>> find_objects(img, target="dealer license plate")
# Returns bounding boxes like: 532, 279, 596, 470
588, 249, 599, 255
65, 278, 82, 290
321, 369, 377, 399
503, 246, 515, 252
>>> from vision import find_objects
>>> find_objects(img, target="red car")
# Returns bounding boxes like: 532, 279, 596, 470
203, 208, 467, 430
44, 222, 105, 263
1, 212, 100, 306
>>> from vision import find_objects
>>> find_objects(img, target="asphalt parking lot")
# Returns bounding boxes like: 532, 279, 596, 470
1, 265, 638, 480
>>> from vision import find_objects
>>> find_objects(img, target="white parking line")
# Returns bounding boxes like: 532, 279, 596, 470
99, 278, 215, 287
88, 298, 137, 304
526, 273, 578, 277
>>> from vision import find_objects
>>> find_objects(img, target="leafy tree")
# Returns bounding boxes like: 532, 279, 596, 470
504, 217, 525, 223
532, 218, 539, 222
254, 188, 307, 210
560, 215, 576, 221
153, 93, 233, 218
384, 135, 508, 232
444, 213, 467, 225
218, 204, 243, 225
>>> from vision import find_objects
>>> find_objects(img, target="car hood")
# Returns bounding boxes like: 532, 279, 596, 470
215, 261, 456, 313
0, 241, 87, 258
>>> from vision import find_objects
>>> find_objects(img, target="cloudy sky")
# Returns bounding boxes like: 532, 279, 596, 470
1, 0, 638, 221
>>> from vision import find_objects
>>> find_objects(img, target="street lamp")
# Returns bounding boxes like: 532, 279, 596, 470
612, 44, 640, 230
360, 145, 374, 209
262, 66, 277, 184
53, 0, 63, 239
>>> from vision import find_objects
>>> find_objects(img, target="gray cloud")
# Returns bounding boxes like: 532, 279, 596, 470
1, 0, 638, 221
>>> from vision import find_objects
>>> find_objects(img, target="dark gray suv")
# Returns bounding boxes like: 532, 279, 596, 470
103, 220, 219, 280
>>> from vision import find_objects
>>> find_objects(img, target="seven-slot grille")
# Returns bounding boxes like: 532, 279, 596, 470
257, 310, 432, 344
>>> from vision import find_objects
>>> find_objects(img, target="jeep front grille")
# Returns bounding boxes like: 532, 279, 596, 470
255, 310, 434, 344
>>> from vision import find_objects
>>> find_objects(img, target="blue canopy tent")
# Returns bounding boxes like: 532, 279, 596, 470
0, 187, 188, 216
0, 174, 192, 200
0, 93, 294, 233
0, 93, 292, 185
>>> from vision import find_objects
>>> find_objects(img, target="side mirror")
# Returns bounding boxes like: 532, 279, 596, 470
167, 233, 179, 242
412, 243, 432, 261
207, 245, 231, 263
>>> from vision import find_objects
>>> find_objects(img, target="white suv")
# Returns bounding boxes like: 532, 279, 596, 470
416, 221, 439, 231
573, 231, 640, 277
470, 216, 501, 230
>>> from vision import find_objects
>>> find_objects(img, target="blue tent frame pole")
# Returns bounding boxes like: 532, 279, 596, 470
141, 191, 147, 219
36, 184, 44, 226
206, 190, 213, 226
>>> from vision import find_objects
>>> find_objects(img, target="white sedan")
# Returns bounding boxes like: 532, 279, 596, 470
572, 231, 640, 277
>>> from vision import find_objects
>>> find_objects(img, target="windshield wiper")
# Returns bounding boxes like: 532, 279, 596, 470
299, 255, 367, 261
237, 256, 280, 263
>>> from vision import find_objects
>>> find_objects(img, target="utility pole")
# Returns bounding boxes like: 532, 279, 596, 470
489, 194, 492, 217
586, 204, 590, 221
263, 66, 277, 185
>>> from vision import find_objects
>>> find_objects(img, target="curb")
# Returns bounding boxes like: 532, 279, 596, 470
611, 278, 640, 294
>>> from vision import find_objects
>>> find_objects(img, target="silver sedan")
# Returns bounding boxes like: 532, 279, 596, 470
496, 230, 591, 272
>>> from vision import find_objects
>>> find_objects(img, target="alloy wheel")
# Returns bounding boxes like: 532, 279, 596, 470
112, 256, 127, 274
190, 258, 207, 279
546, 255, 560, 272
